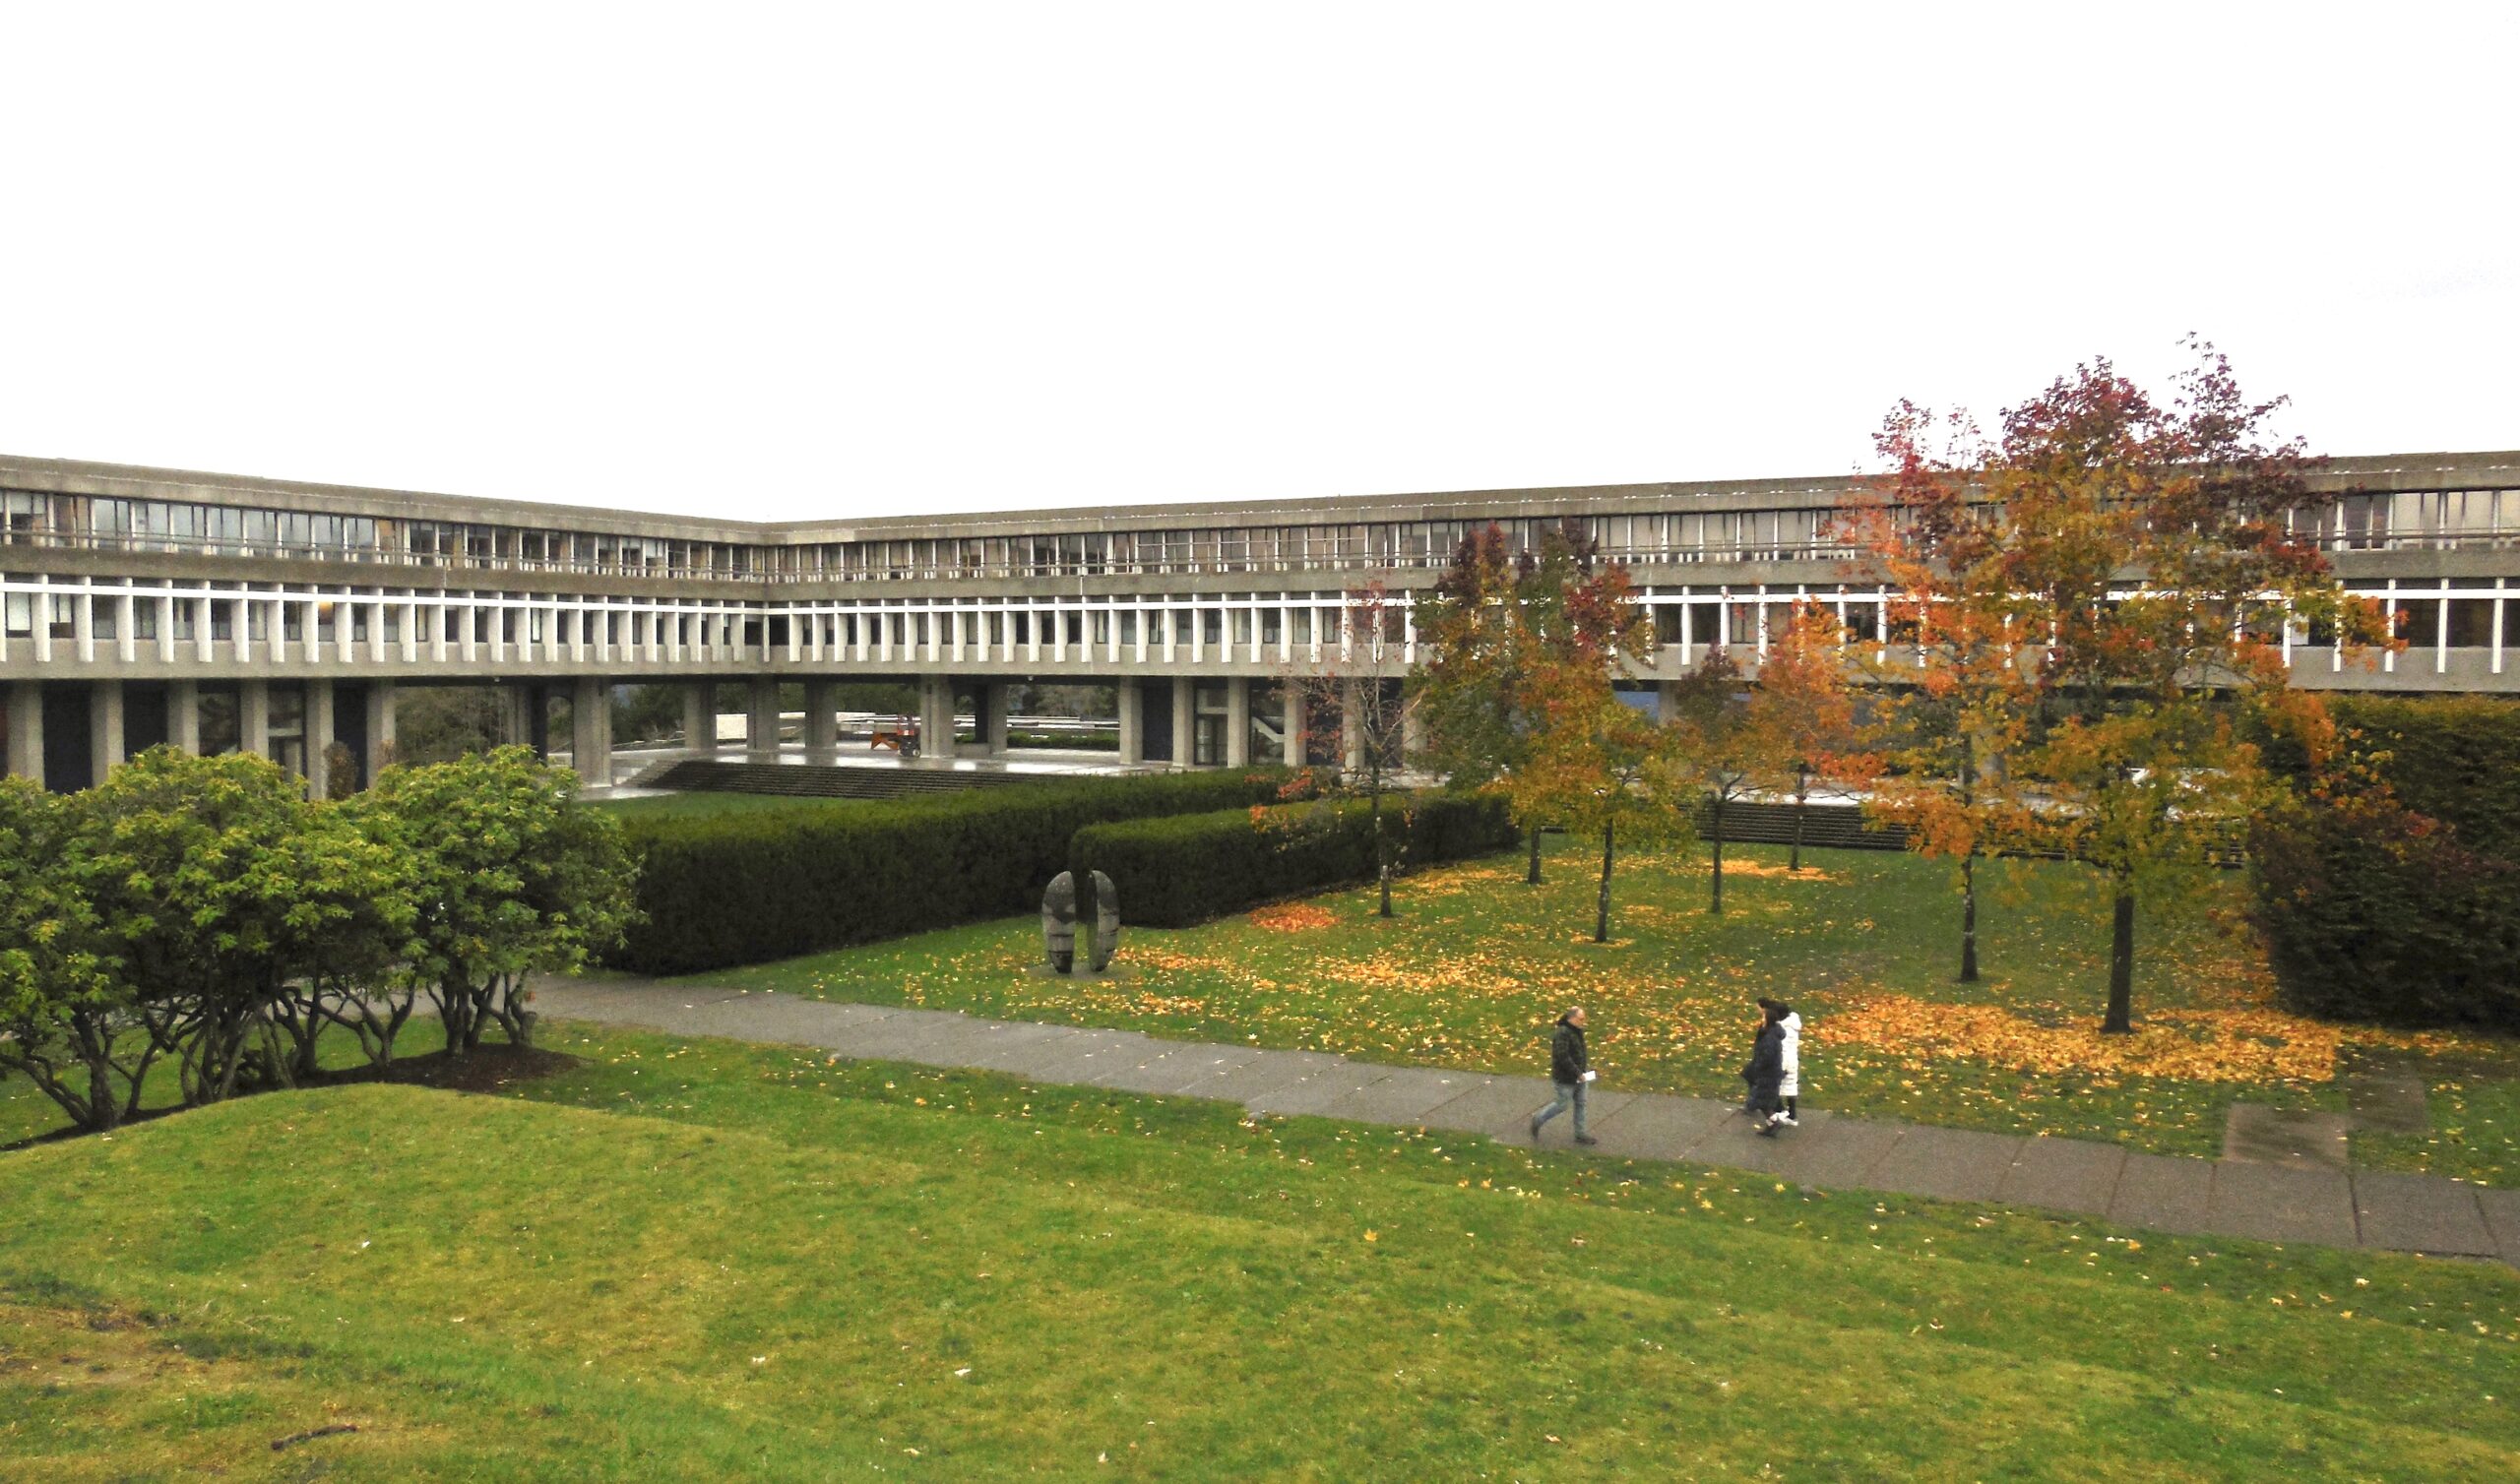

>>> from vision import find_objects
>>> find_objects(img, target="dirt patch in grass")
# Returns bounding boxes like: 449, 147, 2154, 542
321, 1044, 586, 1097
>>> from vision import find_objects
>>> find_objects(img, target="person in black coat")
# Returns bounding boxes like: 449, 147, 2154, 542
1528, 1006, 1598, 1146
1745, 1003, 1789, 1136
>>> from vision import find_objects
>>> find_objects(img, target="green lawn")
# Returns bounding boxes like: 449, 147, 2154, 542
4, 1020, 2516, 1480
689, 836, 2485, 1161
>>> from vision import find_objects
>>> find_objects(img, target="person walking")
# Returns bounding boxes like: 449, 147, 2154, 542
1774, 1001, 1802, 1128
1746, 1002, 1789, 1136
1739, 997, 1779, 1114
1529, 1006, 1598, 1146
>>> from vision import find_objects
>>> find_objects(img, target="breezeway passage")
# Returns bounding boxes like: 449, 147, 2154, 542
536, 978, 2520, 1265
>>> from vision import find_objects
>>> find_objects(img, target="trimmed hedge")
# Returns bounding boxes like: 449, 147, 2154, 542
2251, 696, 2520, 1027
614, 770, 1314, 974
1072, 792, 1519, 928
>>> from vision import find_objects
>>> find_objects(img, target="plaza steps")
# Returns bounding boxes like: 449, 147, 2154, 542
622, 759, 1050, 802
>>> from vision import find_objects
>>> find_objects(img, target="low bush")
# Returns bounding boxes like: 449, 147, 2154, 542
614, 770, 1312, 974
2251, 695, 2520, 1027
1072, 793, 1518, 927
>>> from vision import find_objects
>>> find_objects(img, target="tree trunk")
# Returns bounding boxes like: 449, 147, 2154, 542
1959, 850, 1980, 983
2103, 883, 2136, 1034
1595, 820, 1614, 943
1527, 827, 1543, 885
1709, 796, 1726, 915
1791, 764, 1808, 872
1372, 779, 1393, 918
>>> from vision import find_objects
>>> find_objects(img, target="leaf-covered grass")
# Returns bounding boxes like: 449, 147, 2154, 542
2356, 1043, 2520, 1187
697, 835, 2452, 1158
3, 1020, 2515, 1480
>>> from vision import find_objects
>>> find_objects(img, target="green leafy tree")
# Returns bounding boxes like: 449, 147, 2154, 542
365, 747, 639, 1056
65, 748, 412, 1105
0, 778, 145, 1133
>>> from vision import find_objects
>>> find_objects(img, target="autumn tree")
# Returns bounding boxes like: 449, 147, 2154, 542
1663, 648, 1761, 915
1848, 342, 2389, 1028
1738, 602, 1866, 872
1285, 580, 1417, 916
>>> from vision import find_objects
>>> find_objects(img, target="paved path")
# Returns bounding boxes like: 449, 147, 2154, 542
534, 978, 2520, 1267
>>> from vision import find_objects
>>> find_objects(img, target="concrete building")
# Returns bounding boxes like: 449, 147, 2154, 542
2, 450, 2514, 791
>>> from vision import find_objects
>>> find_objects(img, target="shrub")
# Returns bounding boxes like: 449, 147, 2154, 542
613, 770, 1313, 974
2250, 696, 2520, 1027
1072, 793, 1519, 928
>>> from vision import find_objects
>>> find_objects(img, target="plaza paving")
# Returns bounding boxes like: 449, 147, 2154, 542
535, 977, 2520, 1266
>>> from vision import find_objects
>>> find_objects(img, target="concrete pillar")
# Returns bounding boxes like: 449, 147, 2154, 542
169, 680, 201, 755
1116, 681, 1143, 764
89, 681, 126, 785
1170, 676, 1194, 771
984, 682, 1011, 756
746, 677, 781, 756
363, 682, 397, 776
1226, 677, 1251, 767
6, 681, 44, 786
240, 680, 272, 762
920, 675, 957, 760
684, 683, 716, 756
304, 679, 335, 797
1284, 686, 1306, 771
1341, 680, 1365, 777
803, 679, 839, 761
572, 676, 612, 788
1401, 688, 1425, 768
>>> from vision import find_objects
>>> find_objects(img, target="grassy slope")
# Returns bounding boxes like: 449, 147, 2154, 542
698, 837, 2381, 1159
4, 1021, 2516, 1481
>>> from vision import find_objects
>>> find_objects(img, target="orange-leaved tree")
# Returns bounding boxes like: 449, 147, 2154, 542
1738, 601, 1869, 873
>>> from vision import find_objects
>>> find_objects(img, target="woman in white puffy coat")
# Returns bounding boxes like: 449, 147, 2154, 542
1774, 1006, 1801, 1127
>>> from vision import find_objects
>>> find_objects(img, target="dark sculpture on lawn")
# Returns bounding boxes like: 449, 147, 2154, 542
1041, 870, 1120, 974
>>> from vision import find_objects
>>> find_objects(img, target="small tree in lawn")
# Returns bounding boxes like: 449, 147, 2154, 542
1488, 543, 1672, 942
366, 747, 638, 1055
1664, 649, 1762, 916
64, 748, 412, 1106
1285, 580, 1417, 917
1837, 401, 2044, 982
0, 777, 145, 1133
1740, 602, 1867, 872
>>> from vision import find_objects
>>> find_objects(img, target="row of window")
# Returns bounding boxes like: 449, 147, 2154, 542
14, 487, 2514, 586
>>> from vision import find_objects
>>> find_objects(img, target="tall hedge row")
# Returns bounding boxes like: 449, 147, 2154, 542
614, 770, 1311, 974
2250, 696, 2520, 1027
1072, 793, 1518, 928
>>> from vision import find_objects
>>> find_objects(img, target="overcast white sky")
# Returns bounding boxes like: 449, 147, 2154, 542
1, 5, 2511, 521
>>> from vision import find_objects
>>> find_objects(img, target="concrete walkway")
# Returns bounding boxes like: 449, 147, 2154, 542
533, 978, 2520, 1267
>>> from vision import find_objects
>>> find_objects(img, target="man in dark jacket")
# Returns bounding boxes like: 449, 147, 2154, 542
1528, 1007, 1598, 1146
1746, 1004, 1789, 1136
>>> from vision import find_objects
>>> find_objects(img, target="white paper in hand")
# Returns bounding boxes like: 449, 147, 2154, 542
1582, 1070, 1597, 1083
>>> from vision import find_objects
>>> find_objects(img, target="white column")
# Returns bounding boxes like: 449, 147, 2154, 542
2437, 581, 2451, 675
1341, 680, 1365, 776
1116, 681, 1143, 764
684, 683, 716, 755
74, 587, 94, 663
1170, 676, 1193, 771
363, 682, 397, 777
89, 681, 125, 784
1283, 685, 1305, 770
305, 678, 335, 797
195, 596, 216, 664
5, 681, 42, 786
115, 593, 136, 663
1226, 676, 1250, 767
571, 675, 611, 787
2494, 579, 2507, 677
169, 680, 201, 755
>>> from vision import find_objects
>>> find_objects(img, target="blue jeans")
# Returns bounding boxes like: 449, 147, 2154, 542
1532, 1080, 1587, 1138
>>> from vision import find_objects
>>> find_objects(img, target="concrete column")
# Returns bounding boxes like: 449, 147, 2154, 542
985, 682, 1011, 756
363, 682, 397, 776
89, 681, 126, 784
746, 677, 780, 756
803, 679, 839, 761
684, 683, 717, 755
1226, 676, 1251, 767
1341, 680, 1365, 777
169, 680, 201, 755
921, 675, 958, 760
1283, 686, 1306, 770
1170, 676, 1194, 771
240, 680, 272, 761
1116, 681, 1143, 765
1401, 689, 1425, 766
5, 682, 41, 787
572, 676, 612, 787
305, 678, 335, 798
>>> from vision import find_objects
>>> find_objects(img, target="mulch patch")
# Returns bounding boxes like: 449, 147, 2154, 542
317, 1044, 587, 1096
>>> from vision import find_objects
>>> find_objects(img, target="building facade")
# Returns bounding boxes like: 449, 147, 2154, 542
2, 450, 2513, 791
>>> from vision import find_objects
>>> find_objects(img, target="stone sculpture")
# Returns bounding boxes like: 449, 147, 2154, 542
1040, 871, 1078, 974
1088, 869, 1120, 973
